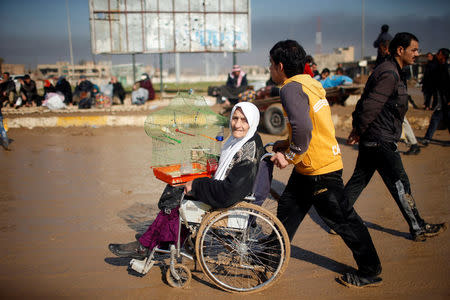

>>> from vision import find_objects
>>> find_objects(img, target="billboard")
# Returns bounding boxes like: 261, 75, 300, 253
89, 0, 251, 54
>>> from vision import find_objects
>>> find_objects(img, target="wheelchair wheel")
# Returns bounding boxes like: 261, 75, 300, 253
195, 202, 290, 293
166, 263, 192, 288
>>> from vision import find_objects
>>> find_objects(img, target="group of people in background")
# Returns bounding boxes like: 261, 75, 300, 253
0, 72, 156, 110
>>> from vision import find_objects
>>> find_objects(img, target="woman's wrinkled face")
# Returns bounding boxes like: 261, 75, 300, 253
231, 107, 250, 139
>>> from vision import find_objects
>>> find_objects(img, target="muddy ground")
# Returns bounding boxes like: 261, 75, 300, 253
0, 108, 449, 299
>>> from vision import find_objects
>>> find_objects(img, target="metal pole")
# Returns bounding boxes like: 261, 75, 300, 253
175, 53, 180, 84
233, 52, 237, 66
132, 53, 136, 84
361, 0, 365, 59
205, 53, 209, 79
159, 53, 163, 98
66, 0, 74, 81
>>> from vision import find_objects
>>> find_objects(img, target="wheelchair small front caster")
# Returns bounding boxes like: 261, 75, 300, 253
166, 263, 192, 288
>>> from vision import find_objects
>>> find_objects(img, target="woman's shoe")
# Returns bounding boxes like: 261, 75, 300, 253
108, 241, 148, 259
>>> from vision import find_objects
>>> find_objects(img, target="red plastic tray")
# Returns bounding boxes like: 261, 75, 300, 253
152, 162, 212, 186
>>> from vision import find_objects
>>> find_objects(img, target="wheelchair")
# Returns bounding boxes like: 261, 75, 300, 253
129, 195, 289, 293
130, 150, 290, 293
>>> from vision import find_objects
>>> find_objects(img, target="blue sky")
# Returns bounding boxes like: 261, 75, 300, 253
0, 0, 449, 73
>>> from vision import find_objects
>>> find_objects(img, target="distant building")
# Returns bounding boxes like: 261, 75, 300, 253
314, 46, 355, 72
241, 65, 268, 76
36, 61, 112, 82
1, 64, 26, 76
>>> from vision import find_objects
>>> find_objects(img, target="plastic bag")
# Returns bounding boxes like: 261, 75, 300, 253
43, 93, 66, 110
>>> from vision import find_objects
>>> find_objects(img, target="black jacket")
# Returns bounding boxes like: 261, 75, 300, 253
74, 80, 94, 94
191, 133, 264, 209
55, 78, 72, 104
20, 80, 38, 98
0, 78, 16, 96
421, 58, 438, 93
352, 58, 409, 143
226, 73, 248, 88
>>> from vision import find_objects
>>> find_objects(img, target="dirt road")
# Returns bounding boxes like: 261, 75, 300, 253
0, 124, 449, 299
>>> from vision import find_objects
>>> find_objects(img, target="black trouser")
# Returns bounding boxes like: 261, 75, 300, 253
345, 141, 425, 234
423, 90, 438, 109
277, 169, 381, 277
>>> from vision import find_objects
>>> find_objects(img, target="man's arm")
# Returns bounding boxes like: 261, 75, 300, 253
352, 70, 397, 136
271, 82, 312, 168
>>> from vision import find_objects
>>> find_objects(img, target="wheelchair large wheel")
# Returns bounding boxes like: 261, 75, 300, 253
195, 202, 290, 293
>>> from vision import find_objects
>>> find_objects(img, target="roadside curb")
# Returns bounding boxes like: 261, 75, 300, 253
5, 113, 431, 131
4, 115, 147, 130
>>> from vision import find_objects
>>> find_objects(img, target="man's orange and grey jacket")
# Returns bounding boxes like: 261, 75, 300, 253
280, 74, 343, 176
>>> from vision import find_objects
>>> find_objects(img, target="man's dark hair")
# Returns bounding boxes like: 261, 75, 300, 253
270, 40, 306, 78
381, 24, 389, 33
437, 48, 449, 60
389, 32, 418, 57
336, 67, 344, 75
305, 55, 314, 64
322, 68, 330, 74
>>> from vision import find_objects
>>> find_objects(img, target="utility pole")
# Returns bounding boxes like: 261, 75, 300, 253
159, 53, 163, 98
66, 0, 74, 81
132, 53, 136, 84
361, 0, 365, 59
175, 53, 180, 84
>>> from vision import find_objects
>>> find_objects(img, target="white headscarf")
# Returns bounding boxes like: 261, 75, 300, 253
214, 102, 260, 180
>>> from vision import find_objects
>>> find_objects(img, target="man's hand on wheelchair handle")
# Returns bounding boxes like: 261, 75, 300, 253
271, 152, 289, 169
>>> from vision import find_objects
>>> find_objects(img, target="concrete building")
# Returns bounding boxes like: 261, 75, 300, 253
314, 46, 355, 72
1, 64, 26, 76
36, 61, 112, 82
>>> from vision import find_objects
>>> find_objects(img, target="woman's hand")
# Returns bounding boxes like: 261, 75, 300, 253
184, 180, 193, 195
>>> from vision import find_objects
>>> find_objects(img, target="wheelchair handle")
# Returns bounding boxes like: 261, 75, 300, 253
261, 143, 275, 161
264, 142, 274, 152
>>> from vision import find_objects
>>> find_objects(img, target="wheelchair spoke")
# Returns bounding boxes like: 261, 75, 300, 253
196, 203, 290, 293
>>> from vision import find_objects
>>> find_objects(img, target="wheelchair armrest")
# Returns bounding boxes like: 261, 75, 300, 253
244, 194, 256, 202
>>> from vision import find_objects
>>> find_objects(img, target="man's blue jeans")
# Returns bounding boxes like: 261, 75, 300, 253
425, 108, 450, 140
0, 114, 9, 148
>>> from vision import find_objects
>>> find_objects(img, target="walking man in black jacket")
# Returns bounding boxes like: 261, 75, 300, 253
346, 32, 446, 242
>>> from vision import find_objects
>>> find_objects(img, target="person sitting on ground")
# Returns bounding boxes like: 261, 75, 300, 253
92, 84, 112, 108
217, 65, 248, 106
320, 67, 353, 88
110, 76, 126, 104
313, 67, 330, 81
19, 74, 41, 107
43, 79, 56, 98
132, 73, 155, 105
108, 102, 264, 258
311, 63, 319, 77
304, 55, 315, 77
238, 76, 280, 103
0, 72, 17, 108
73, 75, 94, 108
55, 76, 72, 106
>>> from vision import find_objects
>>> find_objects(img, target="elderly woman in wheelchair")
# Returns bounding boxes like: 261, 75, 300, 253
108, 102, 289, 293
